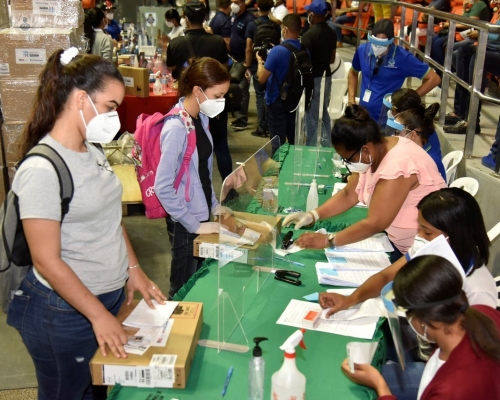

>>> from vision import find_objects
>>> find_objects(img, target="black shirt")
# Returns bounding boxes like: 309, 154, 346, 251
301, 21, 337, 78
229, 10, 256, 61
210, 10, 231, 38
166, 29, 228, 79
193, 115, 213, 211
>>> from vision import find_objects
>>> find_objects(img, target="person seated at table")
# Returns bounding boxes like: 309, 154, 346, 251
341, 255, 500, 399
390, 104, 447, 182
84, 7, 113, 62
320, 188, 498, 318
284, 105, 447, 261
155, 58, 230, 300
165, 8, 185, 41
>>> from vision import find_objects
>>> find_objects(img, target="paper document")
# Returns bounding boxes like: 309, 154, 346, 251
332, 233, 394, 253
274, 244, 303, 257
332, 182, 367, 208
325, 250, 391, 270
347, 342, 379, 373
220, 227, 261, 246
124, 335, 153, 355
320, 297, 385, 321
276, 299, 378, 340
123, 300, 179, 328
316, 263, 378, 287
136, 320, 175, 347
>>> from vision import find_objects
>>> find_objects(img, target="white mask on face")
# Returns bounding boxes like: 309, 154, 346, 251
347, 150, 372, 174
180, 17, 187, 28
407, 235, 430, 258
196, 88, 226, 118
231, 3, 241, 14
371, 44, 388, 57
80, 95, 121, 144
409, 316, 436, 343
166, 20, 174, 28
106, 12, 114, 20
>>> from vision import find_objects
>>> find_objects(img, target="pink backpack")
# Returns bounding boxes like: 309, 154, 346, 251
131, 107, 196, 219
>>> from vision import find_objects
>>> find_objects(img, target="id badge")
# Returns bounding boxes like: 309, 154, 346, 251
363, 90, 372, 102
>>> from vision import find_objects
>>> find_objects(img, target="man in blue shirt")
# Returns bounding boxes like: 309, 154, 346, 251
257, 13, 301, 155
209, 0, 231, 50
348, 19, 441, 124
101, 1, 121, 41
229, 0, 256, 130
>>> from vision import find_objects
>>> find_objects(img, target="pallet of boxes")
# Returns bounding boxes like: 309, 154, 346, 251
0, 0, 85, 192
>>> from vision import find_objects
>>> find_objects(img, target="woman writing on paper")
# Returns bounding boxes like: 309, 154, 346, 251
284, 105, 447, 261
341, 255, 500, 399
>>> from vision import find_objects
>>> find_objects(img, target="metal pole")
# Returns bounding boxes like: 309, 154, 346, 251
464, 30, 488, 158
356, 2, 363, 49
317, 73, 326, 147
438, 20, 456, 126
399, 6, 406, 45
424, 14, 434, 62
410, 7, 419, 56
293, 0, 296, 15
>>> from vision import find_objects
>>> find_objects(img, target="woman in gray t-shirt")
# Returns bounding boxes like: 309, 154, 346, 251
6, 48, 166, 400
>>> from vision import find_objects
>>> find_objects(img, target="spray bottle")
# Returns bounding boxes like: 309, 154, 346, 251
249, 337, 268, 400
271, 329, 307, 400
153, 71, 163, 95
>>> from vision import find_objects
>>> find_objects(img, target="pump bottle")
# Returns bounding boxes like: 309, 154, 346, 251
271, 329, 307, 399
249, 337, 268, 400
306, 179, 318, 212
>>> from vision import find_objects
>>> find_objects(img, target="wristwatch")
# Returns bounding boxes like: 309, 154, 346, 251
326, 233, 336, 248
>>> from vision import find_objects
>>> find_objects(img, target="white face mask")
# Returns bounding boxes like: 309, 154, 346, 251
106, 12, 114, 20
371, 44, 388, 57
180, 17, 187, 28
80, 95, 121, 144
408, 316, 436, 343
231, 3, 241, 14
196, 88, 225, 118
347, 150, 372, 174
166, 20, 174, 28
407, 235, 430, 258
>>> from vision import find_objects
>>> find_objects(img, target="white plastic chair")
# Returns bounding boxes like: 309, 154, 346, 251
449, 177, 479, 197
442, 150, 463, 184
488, 222, 500, 242
329, 78, 348, 120
343, 61, 352, 79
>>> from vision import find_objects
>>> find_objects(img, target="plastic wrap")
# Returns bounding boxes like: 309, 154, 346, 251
0, 79, 38, 122
11, 0, 84, 29
2, 121, 25, 167
0, 27, 86, 78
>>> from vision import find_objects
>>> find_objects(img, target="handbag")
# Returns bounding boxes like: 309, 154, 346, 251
229, 55, 247, 83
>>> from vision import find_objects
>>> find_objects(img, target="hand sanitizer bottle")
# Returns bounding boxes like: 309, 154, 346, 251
249, 337, 268, 400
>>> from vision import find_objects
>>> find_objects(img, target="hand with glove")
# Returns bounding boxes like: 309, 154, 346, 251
282, 209, 319, 230
195, 222, 220, 235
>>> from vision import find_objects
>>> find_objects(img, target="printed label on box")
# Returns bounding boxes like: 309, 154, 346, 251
150, 354, 177, 388
102, 365, 138, 386
136, 366, 154, 388
15, 49, 47, 65
33, 0, 61, 15
123, 76, 134, 87
0, 63, 10, 76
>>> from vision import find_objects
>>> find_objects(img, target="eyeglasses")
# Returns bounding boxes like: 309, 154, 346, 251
342, 146, 363, 164
395, 128, 421, 137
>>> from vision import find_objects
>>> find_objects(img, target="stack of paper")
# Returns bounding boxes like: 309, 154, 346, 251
325, 250, 391, 270
332, 233, 394, 253
332, 183, 367, 208
316, 263, 378, 287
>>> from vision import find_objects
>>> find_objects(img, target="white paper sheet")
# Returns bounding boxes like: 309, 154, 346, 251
220, 227, 261, 246
123, 300, 179, 328
276, 299, 379, 340
316, 263, 378, 287
320, 297, 385, 321
124, 335, 153, 355
136, 319, 175, 347
332, 182, 367, 208
274, 244, 303, 257
347, 342, 379, 373
324, 250, 391, 270
333, 233, 394, 253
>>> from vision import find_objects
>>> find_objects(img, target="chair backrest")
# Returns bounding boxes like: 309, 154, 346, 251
344, 61, 352, 79
329, 78, 348, 119
488, 222, 500, 242
442, 150, 463, 184
449, 177, 479, 196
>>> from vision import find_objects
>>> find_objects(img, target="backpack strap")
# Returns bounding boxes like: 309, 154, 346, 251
20, 144, 74, 221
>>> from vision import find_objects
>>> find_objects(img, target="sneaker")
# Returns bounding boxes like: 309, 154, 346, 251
232, 119, 248, 130
443, 120, 480, 135
444, 113, 464, 125
230, 117, 242, 127
251, 128, 269, 137
481, 153, 497, 171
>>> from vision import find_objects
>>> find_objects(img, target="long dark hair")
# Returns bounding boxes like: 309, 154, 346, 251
417, 188, 490, 274
397, 103, 440, 144
178, 57, 230, 98
22, 49, 123, 157
394, 255, 500, 362
391, 88, 421, 112
84, 7, 105, 52
331, 104, 382, 151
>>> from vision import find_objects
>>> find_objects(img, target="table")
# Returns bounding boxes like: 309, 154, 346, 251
117, 91, 178, 134
108, 145, 384, 400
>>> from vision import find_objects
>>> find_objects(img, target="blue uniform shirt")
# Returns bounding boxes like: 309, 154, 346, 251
264, 39, 301, 105
352, 43, 430, 122
210, 10, 231, 38
424, 130, 447, 182
106, 19, 121, 40
230, 10, 256, 61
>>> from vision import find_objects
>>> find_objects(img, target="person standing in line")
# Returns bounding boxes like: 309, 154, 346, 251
165, 9, 185, 41
269, 0, 289, 25
302, 0, 337, 147
208, 0, 232, 50
84, 7, 113, 61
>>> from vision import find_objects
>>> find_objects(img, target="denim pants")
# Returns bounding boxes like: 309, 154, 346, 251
267, 99, 296, 156
166, 216, 203, 299
431, 34, 448, 79
490, 115, 500, 159
452, 41, 477, 117
381, 362, 425, 400
7, 268, 125, 400
236, 75, 250, 123
305, 76, 332, 147
253, 74, 268, 131
334, 14, 356, 42
209, 110, 233, 182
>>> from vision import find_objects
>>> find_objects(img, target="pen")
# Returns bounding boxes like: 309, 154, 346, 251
222, 366, 234, 397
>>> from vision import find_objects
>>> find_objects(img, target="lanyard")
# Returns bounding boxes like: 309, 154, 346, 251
367, 45, 397, 90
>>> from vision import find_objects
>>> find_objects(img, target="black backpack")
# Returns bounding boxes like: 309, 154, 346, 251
0, 144, 73, 313
253, 19, 280, 52
279, 42, 314, 113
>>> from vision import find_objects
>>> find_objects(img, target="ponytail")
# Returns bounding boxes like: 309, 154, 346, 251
396, 103, 439, 145
84, 7, 105, 53
462, 306, 500, 362
23, 49, 123, 157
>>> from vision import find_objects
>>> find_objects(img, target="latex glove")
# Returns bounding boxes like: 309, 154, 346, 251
195, 222, 220, 235
282, 212, 314, 230
212, 205, 233, 218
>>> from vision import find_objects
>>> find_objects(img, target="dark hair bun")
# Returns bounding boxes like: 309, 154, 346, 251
344, 104, 370, 122
425, 103, 440, 119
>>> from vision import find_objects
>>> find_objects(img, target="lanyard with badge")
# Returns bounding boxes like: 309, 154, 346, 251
363, 34, 396, 103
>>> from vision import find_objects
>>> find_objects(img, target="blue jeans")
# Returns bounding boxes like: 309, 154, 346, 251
253, 74, 268, 131
210, 110, 233, 181
491, 115, 500, 159
7, 268, 125, 400
381, 362, 425, 400
334, 14, 356, 42
166, 216, 203, 299
431, 34, 449, 79
267, 99, 296, 156
305, 76, 332, 147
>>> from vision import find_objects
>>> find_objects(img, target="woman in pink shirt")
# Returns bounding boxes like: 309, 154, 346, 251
286, 105, 447, 261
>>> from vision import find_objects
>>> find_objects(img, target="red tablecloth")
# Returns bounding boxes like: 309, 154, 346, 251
117, 91, 178, 134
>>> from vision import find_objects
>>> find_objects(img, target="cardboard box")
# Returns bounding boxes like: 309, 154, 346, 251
0, 167, 8, 202
1, 121, 24, 167
0, 0, 9, 29
118, 66, 150, 98
11, 0, 84, 29
90, 301, 203, 389
0, 79, 37, 121
0, 28, 81, 78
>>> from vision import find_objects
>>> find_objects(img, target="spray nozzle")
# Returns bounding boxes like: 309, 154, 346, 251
155, 71, 161, 79
280, 329, 307, 355
253, 337, 268, 357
